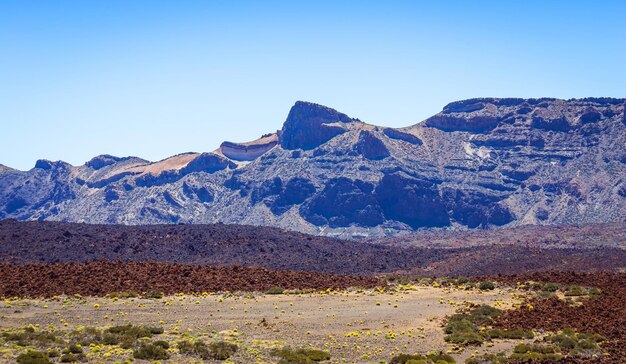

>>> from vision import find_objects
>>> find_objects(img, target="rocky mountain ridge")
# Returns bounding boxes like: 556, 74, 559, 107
1, 97, 625, 237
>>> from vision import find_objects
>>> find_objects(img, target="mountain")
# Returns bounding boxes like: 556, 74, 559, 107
1, 98, 625, 237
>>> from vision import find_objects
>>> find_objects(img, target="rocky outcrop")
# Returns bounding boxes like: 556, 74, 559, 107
85, 155, 124, 170
374, 173, 449, 229
220, 134, 278, 161
424, 114, 500, 133
135, 153, 234, 187
300, 178, 383, 227
280, 101, 353, 150
1, 98, 625, 237
354, 131, 390, 160
382, 128, 422, 145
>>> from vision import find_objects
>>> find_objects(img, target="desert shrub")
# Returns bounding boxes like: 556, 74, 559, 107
144, 290, 164, 299
105, 324, 162, 339
444, 330, 485, 345
195, 341, 212, 359
177, 340, 195, 355
456, 277, 469, 284
390, 352, 455, 364
443, 305, 502, 346
486, 328, 534, 340
153, 340, 170, 349
564, 286, 585, 296
546, 329, 603, 357
63, 344, 83, 354
59, 353, 84, 363
209, 341, 239, 360
106, 291, 139, 299
102, 334, 119, 345
16, 350, 50, 364
541, 283, 559, 292
272, 347, 331, 363
536, 290, 557, 299
69, 327, 102, 346
465, 353, 508, 364
444, 318, 475, 335
587, 287, 601, 296
514, 343, 556, 354
133, 343, 170, 360
2, 328, 60, 346
102, 324, 163, 349
177, 340, 237, 360
266, 286, 285, 295
479, 281, 495, 291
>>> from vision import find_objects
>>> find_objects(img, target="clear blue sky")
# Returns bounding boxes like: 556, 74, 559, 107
1, 1, 625, 170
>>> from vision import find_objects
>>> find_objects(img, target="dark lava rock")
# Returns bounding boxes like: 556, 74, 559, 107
301, 178, 383, 227
354, 131, 390, 160
374, 173, 449, 228
280, 101, 352, 150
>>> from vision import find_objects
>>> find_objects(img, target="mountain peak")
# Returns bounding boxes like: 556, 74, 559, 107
280, 101, 354, 150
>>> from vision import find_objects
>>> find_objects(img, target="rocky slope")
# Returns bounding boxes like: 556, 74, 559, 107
1, 98, 625, 237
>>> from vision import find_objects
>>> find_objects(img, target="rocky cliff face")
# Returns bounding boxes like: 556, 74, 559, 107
1, 98, 625, 237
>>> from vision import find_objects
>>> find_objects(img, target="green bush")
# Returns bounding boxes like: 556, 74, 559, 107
266, 286, 285, 295
443, 305, 502, 346
390, 352, 455, 364
2, 328, 60, 346
133, 343, 170, 360
16, 351, 51, 364
63, 344, 83, 355
541, 283, 559, 292
546, 330, 603, 357
153, 340, 170, 349
106, 291, 139, 299
177, 340, 195, 355
69, 327, 102, 346
192, 341, 211, 359
444, 330, 485, 345
479, 281, 495, 291
465, 353, 508, 364
209, 341, 239, 360
59, 353, 84, 363
564, 286, 585, 296
177, 340, 238, 360
486, 328, 534, 340
105, 324, 163, 339
143, 290, 164, 299
272, 347, 331, 363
